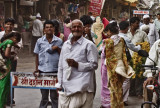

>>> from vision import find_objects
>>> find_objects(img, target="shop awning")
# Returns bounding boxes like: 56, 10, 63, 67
25, 0, 39, 1
124, 0, 138, 3
116, 0, 137, 7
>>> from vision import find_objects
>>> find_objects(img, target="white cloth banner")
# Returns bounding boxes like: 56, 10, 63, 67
11, 72, 57, 88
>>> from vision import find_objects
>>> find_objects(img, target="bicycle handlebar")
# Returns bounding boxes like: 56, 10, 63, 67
141, 64, 154, 68
141, 64, 158, 71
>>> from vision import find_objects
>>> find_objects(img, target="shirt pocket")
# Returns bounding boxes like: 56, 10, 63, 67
39, 53, 45, 65
75, 49, 86, 61
39, 59, 43, 65
79, 49, 86, 55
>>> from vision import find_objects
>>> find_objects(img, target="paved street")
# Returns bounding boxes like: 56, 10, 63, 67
7, 49, 143, 108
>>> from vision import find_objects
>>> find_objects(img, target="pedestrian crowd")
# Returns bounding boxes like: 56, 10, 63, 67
1, 12, 160, 108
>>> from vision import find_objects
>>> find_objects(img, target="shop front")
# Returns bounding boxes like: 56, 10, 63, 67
101, 0, 137, 21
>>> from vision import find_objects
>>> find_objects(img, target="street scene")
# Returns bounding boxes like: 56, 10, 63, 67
0, 0, 160, 108
6, 51, 143, 108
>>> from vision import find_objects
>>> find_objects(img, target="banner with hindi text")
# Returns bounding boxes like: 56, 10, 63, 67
88, 0, 104, 17
11, 72, 57, 89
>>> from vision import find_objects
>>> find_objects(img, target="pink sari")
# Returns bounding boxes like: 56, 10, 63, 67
101, 45, 111, 108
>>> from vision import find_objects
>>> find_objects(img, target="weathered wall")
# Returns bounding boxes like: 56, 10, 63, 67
36, 0, 50, 19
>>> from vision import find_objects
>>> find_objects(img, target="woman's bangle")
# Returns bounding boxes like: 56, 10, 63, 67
7, 44, 11, 48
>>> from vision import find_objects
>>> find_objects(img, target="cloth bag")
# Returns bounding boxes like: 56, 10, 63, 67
66, 67, 72, 80
0, 52, 7, 73
0, 53, 7, 80
125, 41, 132, 61
115, 60, 135, 78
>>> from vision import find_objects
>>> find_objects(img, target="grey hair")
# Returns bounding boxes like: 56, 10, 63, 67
141, 24, 150, 31
71, 19, 84, 28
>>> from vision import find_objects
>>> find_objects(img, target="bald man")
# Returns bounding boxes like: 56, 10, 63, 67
56, 19, 98, 108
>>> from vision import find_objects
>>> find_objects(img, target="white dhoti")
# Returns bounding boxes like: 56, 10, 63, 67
58, 91, 94, 108
123, 78, 130, 102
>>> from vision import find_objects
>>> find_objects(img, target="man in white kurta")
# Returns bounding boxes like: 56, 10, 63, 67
31, 13, 43, 53
154, 13, 160, 36
127, 25, 148, 55
56, 19, 98, 108
143, 40, 160, 78
143, 39, 160, 108
140, 15, 159, 47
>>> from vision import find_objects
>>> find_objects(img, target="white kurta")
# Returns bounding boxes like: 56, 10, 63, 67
127, 29, 149, 55
154, 19, 160, 32
32, 19, 43, 37
140, 23, 159, 47
143, 39, 160, 77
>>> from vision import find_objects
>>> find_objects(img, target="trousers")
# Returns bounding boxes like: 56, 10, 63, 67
39, 89, 58, 108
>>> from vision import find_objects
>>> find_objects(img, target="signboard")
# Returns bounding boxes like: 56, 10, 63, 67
133, 10, 149, 15
11, 72, 57, 88
20, 0, 34, 6
88, 0, 104, 17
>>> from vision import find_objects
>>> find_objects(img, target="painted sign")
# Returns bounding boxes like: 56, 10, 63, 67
133, 10, 149, 15
88, 0, 104, 17
11, 72, 57, 88
20, 0, 34, 6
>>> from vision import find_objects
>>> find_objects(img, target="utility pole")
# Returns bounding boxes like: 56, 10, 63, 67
34, 1, 36, 15
129, 2, 131, 20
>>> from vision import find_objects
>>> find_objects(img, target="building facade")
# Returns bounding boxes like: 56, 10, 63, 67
101, 0, 137, 21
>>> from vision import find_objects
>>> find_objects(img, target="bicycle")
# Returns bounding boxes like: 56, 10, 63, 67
141, 63, 160, 108
137, 51, 160, 108
141, 67, 160, 107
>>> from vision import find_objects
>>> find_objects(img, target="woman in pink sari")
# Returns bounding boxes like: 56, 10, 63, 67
100, 22, 134, 108
101, 42, 111, 108
101, 17, 110, 108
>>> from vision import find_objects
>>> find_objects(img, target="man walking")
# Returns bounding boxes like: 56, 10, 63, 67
119, 20, 146, 105
154, 13, 160, 36
33, 20, 63, 108
56, 19, 98, 108
127, 17, 148, 98
31, 13, 43, 53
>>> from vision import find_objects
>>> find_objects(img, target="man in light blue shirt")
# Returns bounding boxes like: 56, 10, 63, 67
34, 20, 63, 108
